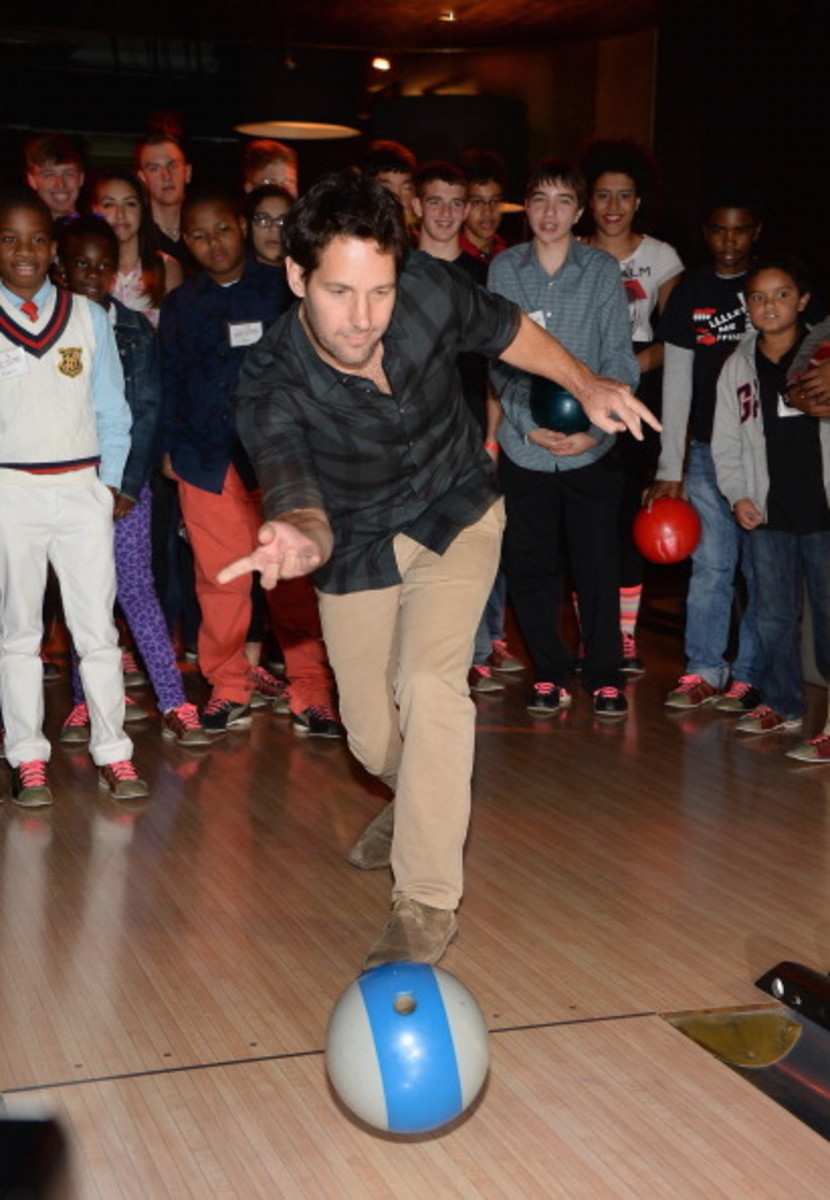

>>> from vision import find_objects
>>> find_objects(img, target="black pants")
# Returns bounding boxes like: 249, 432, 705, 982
500, 450, 624, 693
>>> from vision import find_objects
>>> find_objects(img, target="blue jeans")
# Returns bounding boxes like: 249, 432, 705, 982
749, 528, 830, 719
684, 441, 761, 689
472, 571, 507, 665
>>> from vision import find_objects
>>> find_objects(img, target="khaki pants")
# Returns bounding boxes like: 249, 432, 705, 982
318, 500, 504, 909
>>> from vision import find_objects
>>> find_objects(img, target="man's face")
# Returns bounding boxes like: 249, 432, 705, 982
286, 235, 397, 372
183, 202, 247, 283
59, 234, 117, 307
374, 170, 416, 225
525, 179, 583, 248
464, 179, 503, 247
245, 159, 298, 199
0, 205, 55, 300
26, 161, 84, 218
413, 180, 469, 246
704, 207, 761, 276
137, 141, 192, 208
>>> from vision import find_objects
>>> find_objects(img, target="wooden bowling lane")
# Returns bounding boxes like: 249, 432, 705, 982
6, 1015, 830, 1197
3, 627, 830, 1194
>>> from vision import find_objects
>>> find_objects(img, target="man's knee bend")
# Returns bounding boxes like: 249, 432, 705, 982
346, 728, 401, 781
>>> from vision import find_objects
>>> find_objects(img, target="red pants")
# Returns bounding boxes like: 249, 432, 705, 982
178, 468, 333, 709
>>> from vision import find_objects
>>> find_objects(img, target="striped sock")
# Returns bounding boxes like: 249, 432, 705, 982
620, 585, 642, 640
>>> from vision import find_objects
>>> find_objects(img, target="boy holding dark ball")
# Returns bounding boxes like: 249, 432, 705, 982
488, 159, 639, 718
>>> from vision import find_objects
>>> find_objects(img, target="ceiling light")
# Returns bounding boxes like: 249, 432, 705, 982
235, 120, 360, 141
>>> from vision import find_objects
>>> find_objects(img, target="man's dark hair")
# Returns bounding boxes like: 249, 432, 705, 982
181, 185, 245, 230
282, 171, 409, 275
580, 138, 655, 202
245, 183, 294, 220
363, 139, 417, 179
745, 254, 812, 298
525, 159, 587, 209
414, 161, 468, 198
702, 187, 764, 226
24, 133, 85, 171
0, 186, 53, 229
458, 149, 507, 190
55, 213, 119, 265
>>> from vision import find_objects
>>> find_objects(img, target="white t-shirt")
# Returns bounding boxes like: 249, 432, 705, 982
618, 234, 683, 343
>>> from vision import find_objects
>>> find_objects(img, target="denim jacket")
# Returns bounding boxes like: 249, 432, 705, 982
111, 297, 163, 500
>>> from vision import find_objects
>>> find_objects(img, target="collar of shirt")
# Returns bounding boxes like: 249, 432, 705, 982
0, 277, 54, 314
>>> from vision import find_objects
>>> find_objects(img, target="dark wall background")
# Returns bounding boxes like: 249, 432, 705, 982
653, 0, 830, 302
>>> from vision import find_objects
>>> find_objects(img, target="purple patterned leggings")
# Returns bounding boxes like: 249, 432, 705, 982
71, 485, 186, 712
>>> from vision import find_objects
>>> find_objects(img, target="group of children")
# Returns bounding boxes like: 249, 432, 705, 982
2, 127, 829, 812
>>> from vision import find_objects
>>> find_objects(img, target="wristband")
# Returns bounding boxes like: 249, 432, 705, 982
484, 440, 499, 453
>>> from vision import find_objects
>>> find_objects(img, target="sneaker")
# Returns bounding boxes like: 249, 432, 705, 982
162, 702, 211, 746
291, 704, 346, 738
468, 664, 506, 694
201, 698, 253, 735
527, 682, 572, 715
664, 674, 720, 709
11, 760, 53, 808
98, 759, 149, 800
364, 897, 458, 969
122, 651, 147, 689
735, 705, 803, 735
593, 686, 629, 718
714, 681, 762, 713
249, 665, 290, 713
487, 639, 524, 673
60, 702, 91, 744
621, 633, 645, 675
786, 733, 830, 762
124, 696, 150, 724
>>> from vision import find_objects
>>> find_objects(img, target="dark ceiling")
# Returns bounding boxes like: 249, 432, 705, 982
6, 1, 661, 52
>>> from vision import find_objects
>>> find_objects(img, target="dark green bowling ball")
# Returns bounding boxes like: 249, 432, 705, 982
529, 377, 590, 434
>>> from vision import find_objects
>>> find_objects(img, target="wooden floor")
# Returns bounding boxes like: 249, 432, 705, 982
4, 613, 830, 1198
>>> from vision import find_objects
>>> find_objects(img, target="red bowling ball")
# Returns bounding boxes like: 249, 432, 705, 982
633, 497, 701, 564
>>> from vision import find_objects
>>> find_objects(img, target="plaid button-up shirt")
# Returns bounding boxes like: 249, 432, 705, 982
235, 250, 520, 594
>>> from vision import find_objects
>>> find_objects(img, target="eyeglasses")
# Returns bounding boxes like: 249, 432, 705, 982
251, 213, 285, 229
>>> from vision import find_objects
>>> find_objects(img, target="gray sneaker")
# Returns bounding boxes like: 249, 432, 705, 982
364, 897, 458, 970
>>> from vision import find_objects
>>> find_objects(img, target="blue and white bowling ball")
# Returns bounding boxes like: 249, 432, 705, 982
529, 377, 591, 434
325, 961, 490, 1134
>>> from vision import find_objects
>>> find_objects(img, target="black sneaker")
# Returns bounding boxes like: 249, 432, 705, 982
201, 698, 253, 735
291, 704, 346, 738
593, 686, 628, 718
527, 682, 572, 715
713, 681, 762, 713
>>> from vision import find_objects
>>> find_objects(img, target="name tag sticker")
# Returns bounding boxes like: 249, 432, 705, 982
777, 392, 804, 419
528, 310, 546, 330
0, 346, 28, 381
228, 321, 264, 348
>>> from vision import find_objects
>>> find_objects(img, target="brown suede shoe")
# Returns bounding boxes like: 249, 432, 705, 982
347, 801, 394, 870
364, 897, 458, 969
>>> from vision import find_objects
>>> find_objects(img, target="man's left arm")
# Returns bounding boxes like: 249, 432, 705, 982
498, 313, 656, 439
88, 302, 132, 489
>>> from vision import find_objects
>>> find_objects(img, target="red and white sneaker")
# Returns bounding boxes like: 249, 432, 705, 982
122, 651, 147, 690
98, 760, 149, 800
249, 665, 291, 713
735, 705, 802, 735
60, 702, 91, 743
162, 702, 211, 746
664, 674, 720, 709
786, 732, 830, 762
11, 760, 53, 808
487, 639, 524, 673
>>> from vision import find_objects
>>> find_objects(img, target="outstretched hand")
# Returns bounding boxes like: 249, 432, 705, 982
217, 519, 324, 590
575, 376, 661, 441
